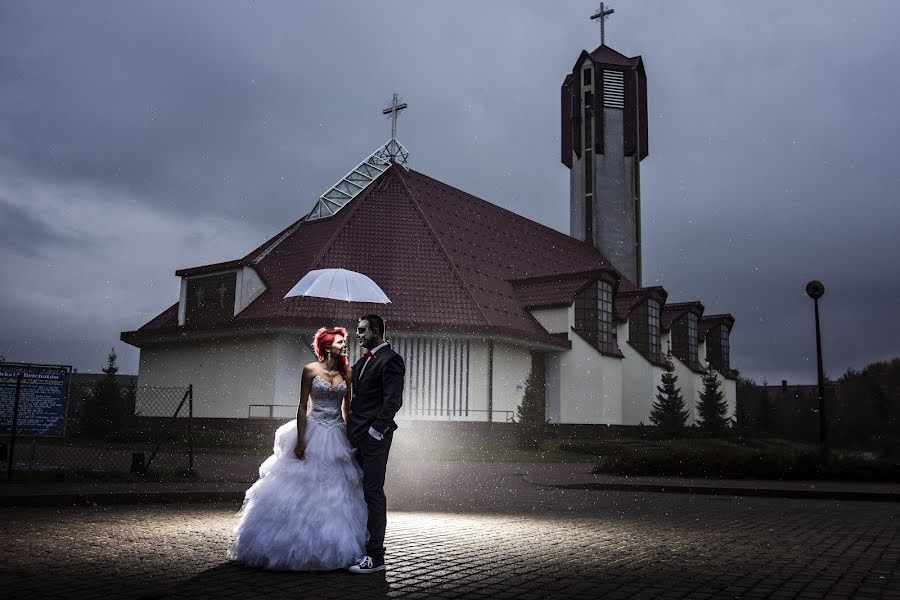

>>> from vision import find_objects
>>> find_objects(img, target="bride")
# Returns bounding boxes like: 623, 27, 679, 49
228, 327, 367, 570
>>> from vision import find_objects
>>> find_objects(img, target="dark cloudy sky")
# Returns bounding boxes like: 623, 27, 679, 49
1, 1, 898, 383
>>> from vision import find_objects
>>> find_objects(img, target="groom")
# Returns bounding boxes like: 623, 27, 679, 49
348, 314, 405, 574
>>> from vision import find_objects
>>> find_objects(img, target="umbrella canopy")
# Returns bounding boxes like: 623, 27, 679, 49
284, 268, 391, 304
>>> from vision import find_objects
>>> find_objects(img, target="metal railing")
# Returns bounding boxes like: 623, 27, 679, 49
248, 404, 297, 419
247, 404, 514, 422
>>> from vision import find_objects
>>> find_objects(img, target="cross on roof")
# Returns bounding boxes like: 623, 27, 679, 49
590, 2, 614, 46
382, 93, 408, 141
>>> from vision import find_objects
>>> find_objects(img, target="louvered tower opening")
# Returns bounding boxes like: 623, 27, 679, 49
603, 70, 624, 109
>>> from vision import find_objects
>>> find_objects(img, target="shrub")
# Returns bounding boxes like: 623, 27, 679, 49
514, 368, 546, 450
649, 351, 688, 437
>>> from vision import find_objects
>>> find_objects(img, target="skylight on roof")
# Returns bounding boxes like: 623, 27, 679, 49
304, 139, 410, 221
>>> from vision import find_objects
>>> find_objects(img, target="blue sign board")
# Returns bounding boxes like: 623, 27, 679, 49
0, 362, 70, 437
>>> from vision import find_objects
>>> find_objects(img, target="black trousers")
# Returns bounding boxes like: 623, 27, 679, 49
354, 432, 392, 558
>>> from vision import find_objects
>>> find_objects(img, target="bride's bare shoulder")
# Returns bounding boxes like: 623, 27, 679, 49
302, 363, 320, 378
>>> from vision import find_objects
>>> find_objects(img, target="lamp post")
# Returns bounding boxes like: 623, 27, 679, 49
805, 280, 827, 458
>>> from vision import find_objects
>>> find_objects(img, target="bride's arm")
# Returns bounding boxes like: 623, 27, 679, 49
342, 367, 352, 423
295, 365, 314, 460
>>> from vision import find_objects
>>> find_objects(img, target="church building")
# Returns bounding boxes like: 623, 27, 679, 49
121, 16, 737, 425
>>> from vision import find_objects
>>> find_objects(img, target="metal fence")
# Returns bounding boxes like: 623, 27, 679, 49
248, 403, 514, 422
3, 384, 193, 479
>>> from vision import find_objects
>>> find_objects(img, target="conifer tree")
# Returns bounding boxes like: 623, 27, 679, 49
649, 351, 688, 437
697, 365, 729, 435
83, 348, 126, 435
515, 368, 546, 450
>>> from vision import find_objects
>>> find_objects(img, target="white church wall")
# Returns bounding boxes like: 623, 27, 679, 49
136, 335, 277, 418
671, 358, 701, 425
235, 267, 267, 315
723, 377, 737, 423
465, 340, 491, 420
177, 278, 188, 326
544, 352, 562, 423
530, 306, 569, 334
490, 343, 532, 423
272, 333, 317, 419
558, 331, 623, 424
618, 321, 662, 425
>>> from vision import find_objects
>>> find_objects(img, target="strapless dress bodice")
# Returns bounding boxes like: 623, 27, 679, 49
309, 375, 347, 428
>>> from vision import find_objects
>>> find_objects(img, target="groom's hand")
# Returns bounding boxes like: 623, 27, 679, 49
367, 426, 384, 441
294, 445, 305, 460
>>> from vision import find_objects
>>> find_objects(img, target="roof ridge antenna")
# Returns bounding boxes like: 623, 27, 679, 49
304, 94, 410, 222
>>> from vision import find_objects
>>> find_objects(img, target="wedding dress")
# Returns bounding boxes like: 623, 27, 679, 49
228, 375, 367, 570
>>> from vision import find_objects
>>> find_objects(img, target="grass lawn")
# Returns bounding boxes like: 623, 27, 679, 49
28, 429, 900, 481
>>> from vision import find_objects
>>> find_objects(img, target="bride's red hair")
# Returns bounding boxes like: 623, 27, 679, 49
312, 327, 349, 379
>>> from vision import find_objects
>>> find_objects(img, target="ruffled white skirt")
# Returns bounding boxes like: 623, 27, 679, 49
227, 417, 367, 571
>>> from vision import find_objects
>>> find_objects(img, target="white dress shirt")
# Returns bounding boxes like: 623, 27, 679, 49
360, 341, 389, 440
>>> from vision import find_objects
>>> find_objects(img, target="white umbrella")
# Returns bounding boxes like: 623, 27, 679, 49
284, 268, 391, 304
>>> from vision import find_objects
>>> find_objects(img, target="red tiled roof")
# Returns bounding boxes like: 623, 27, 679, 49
138, 302, 179, 331
588, 45, 642, 68
124, 165, 624, 349
509, 269, 615, 309
661, 301, 705, 330
698, 313, 735, 342
175, 259, 244, 278
613, 286, 668, 321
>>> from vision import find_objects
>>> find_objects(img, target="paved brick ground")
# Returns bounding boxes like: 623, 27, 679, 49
2, 488, 900, 599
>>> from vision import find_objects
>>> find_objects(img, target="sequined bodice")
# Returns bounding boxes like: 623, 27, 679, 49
309, 375, 347, 428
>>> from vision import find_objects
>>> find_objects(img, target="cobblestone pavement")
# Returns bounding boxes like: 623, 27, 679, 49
2, 487, 900, 600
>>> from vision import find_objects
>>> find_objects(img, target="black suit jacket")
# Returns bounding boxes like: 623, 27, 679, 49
348, 344, 405, 443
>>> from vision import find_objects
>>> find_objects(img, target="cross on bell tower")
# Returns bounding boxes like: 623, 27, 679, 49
591, 3, 615, 46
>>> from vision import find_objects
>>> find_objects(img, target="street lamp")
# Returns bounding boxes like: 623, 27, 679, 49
805, 280, 827, 458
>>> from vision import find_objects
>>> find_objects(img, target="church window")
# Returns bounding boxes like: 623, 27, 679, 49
629, 298, 661, 363
706, 324, 731, 373
629, 301, 647, 352
720, 325, 730, 370
584, 110, 593, 147
583, 67, 592, 86
574, 282, 598, 344
597, 280, 614, 353
688, 313, 698, 367
574, 279, 615, 355
584, 147, 593, 243
648, 299, 661, 363
185, 272, 236, 326
672, 312, 700, 370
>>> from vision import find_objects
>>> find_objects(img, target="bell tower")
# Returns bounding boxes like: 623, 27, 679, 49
561, 6, 648, 285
